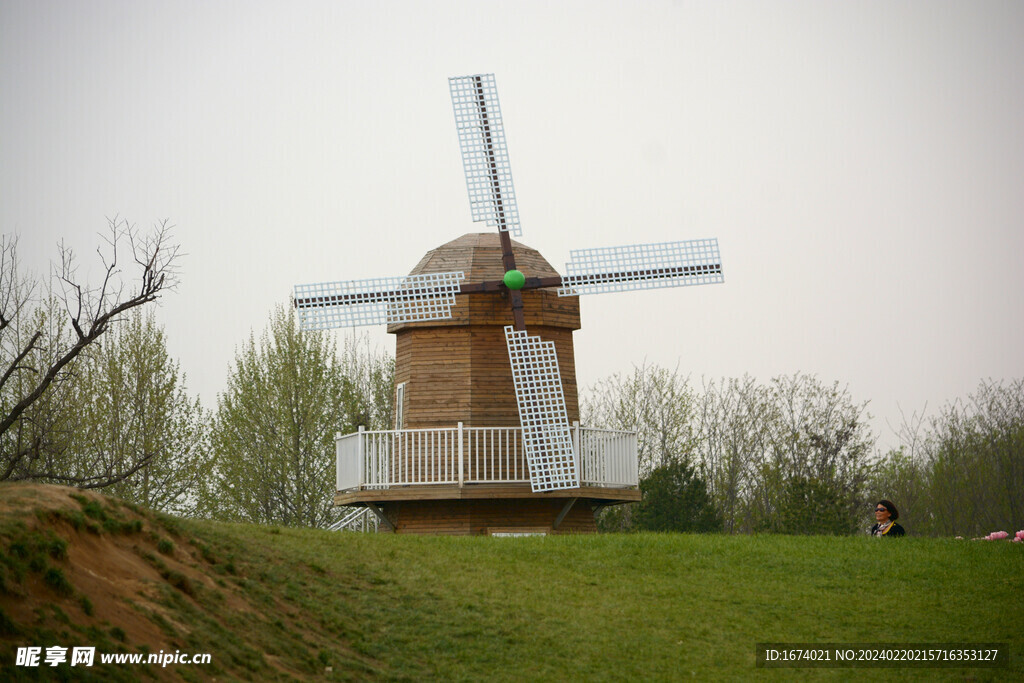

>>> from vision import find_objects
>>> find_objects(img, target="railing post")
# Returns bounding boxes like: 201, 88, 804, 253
457, 422, 464, 487
357, 425, 365, 488
335, 432, 343, 492
572, 421, 581, 485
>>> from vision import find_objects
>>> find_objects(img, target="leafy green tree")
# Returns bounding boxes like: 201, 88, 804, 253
337, 333, 395, 431
759, 374, 873, 533
69, 310, 211, 514
207, 305, 393, 527
633, 458, 722, 533
0, 299, 81, 482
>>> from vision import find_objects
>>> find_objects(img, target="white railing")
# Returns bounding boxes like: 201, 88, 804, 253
327, 507, 378, 533
576, 426, 639, 488
335, 422, 638, 492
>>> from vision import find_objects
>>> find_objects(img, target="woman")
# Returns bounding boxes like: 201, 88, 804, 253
871, 500, 905, 537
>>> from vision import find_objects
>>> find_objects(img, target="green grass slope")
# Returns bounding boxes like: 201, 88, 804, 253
1, 483, 1021, 681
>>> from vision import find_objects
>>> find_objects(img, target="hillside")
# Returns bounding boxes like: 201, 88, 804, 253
1, 483, 1021, 681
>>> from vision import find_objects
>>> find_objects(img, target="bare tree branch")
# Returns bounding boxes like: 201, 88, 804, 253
0, 218, 181, 484
0, 234, 37, 333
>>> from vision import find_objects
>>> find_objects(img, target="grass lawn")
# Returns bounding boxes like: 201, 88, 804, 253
195, 521, 1023, 681
1, 484, 1021, 681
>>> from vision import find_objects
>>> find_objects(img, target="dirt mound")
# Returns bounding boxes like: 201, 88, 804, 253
0, 483, 324, 680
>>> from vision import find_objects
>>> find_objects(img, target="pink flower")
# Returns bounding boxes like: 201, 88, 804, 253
988, 531, 1009, 540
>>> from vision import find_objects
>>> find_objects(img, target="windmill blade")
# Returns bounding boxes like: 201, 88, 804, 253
449, 74, 521, 236
504, 326, 579, 492
294, 272, 465, 330
557, 239, 724, 296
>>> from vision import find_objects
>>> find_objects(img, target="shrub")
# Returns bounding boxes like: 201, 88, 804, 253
0, 607, 20, 636
48, 539, 67, 560
634, 459, 722, 533
44, 567, 74, 596
777, 476, 859, 535
165, 570, 195, 596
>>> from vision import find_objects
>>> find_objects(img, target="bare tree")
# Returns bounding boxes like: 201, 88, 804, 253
585, 367, 876, 534
0, 217, 180, 484
0, 234, 39, 397
888, 378, 1024, 537
868, 406, 930, 532
582, 362, 697, 476
696, 375, 776, 533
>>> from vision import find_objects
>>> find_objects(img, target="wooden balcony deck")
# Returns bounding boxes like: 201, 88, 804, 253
335, 483, 641, 506
335, 423, 639, 506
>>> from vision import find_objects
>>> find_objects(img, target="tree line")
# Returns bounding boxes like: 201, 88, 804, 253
4, 226, 1020, 535
584, 367, 873, 535
1, 224, 391, 528
584, 365, 1023, 537
870, 378, 1023, 538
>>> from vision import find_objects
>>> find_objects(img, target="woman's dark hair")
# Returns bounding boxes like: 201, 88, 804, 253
876, 500, 899, 521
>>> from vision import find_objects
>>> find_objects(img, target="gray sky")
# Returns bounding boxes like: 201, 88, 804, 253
3, 0, 1022, 451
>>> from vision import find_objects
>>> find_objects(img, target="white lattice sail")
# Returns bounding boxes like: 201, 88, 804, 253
557, 239, 724, 296
504, 326, 578, 492
294, 271, 465, 329
449, 74, 521, 236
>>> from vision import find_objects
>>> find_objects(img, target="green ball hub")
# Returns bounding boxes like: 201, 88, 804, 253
503, 269, 526, 290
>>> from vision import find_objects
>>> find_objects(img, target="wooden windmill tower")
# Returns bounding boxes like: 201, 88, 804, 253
294, 74, 724, 534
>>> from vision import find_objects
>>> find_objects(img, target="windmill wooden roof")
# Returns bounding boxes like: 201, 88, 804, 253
406, 232, 561, 281
387, 233, 579, 333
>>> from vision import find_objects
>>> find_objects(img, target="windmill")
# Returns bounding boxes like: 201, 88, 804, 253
294, 74, 723, 533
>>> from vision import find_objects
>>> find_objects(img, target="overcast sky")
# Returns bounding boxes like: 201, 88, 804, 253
3, 0, 1022, 451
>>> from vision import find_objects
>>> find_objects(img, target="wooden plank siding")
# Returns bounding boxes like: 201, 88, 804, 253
371, 498, 601, 535
394, 324, 579, 429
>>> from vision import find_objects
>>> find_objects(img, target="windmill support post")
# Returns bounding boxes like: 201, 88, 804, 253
364, 503, 394, 532
553, 498, 578, 530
